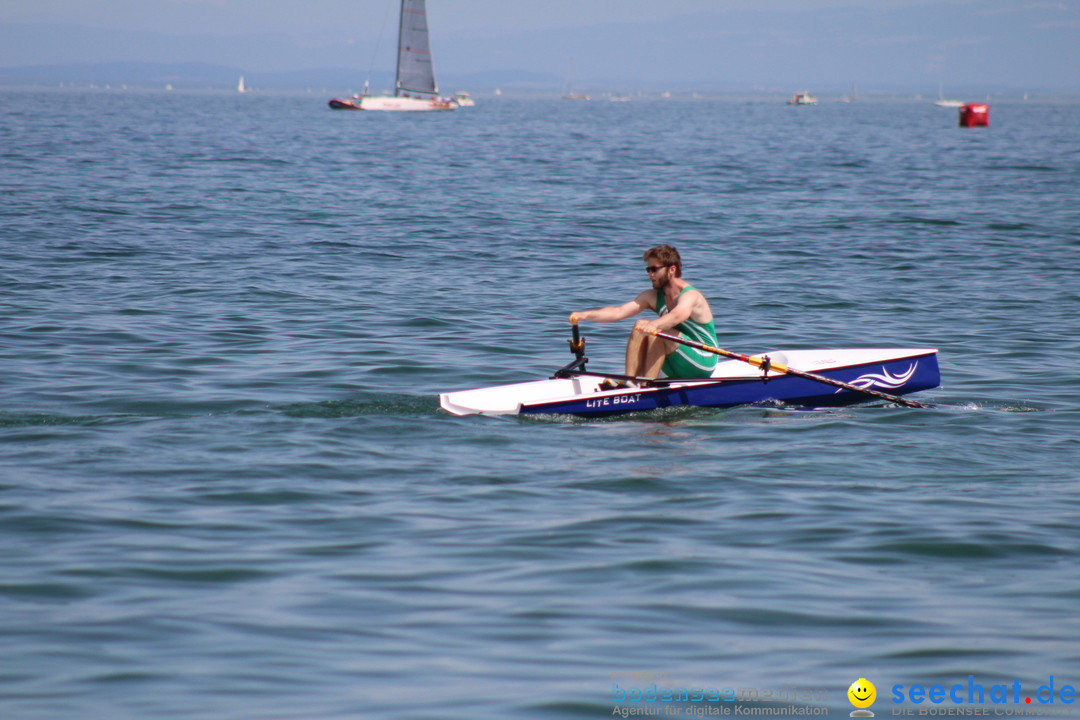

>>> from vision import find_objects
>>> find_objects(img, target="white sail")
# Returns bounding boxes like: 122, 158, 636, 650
396, 0, 438, 96
237, 76, 246, 93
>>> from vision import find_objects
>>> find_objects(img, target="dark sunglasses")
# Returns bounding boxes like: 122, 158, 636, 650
645, 265, 668, 274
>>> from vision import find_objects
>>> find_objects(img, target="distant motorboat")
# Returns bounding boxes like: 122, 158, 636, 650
452, 92, 475, 107
787, 91, 818, 105
329, 97, 362, 110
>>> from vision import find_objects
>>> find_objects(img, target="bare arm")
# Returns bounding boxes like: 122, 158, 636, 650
634, 289, 707, 333
569, 291, 654, 325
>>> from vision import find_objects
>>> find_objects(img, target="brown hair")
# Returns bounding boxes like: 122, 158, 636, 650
643, 244, 682, 277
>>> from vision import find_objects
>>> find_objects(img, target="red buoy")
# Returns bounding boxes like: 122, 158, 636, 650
959, 103, 990, 127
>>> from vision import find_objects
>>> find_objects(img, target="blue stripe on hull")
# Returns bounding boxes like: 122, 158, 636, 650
520, 353, 939, 418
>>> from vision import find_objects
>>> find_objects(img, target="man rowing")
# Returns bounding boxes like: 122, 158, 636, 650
568, 244, 719, 380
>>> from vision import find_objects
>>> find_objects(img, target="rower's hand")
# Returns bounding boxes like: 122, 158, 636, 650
568, 312, 581, 325
634, 319, 660, 335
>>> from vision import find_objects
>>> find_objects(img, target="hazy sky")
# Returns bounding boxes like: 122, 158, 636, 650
2, 0, 1078, 92
0, 0, 984, 39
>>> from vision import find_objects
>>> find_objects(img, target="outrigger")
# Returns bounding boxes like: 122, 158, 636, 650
438, 327, 939, 418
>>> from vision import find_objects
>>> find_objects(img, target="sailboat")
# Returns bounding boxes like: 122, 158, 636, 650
934, 82, 963, 108
561, 58, 590, 101
329, 0, 456, 111
237, 76, 246, 94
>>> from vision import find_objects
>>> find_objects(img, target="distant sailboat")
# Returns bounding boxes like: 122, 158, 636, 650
562, 58, 590, 101
934, 83, 963, 108
328, 0, 455, 111
237, 76, 246, 94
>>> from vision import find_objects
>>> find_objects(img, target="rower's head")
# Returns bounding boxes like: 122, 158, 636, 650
643, 244, 682, 278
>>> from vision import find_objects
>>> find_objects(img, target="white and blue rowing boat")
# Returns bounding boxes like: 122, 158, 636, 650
439, 329, 939, 418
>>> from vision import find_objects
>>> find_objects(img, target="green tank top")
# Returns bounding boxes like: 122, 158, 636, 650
655, 286, 719, 378
656, 286, 718, 348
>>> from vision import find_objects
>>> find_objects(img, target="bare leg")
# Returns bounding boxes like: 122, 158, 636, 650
625, 323, 678, 378
625, 330, 648, 375
639, 335, 671, 378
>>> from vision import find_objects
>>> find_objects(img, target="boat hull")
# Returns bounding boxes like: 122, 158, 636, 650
328, 98, 362, 110
324, 94, 455, 110
439, 349, 939, 418
329, 95, 457, 111
359, 95, 456, 111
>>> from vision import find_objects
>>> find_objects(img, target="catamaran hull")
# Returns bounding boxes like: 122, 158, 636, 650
440, 349, 939, 418
329, 96, 456, 111
360, 96, 456, 111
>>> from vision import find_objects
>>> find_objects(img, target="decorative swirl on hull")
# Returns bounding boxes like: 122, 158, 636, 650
835, 363, 918, 394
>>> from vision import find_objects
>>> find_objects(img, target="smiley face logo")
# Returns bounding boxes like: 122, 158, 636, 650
848, 678, 876, 711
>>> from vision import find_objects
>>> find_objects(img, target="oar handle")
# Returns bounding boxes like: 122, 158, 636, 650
646, 329, 931, 409
569, 324, 585, 357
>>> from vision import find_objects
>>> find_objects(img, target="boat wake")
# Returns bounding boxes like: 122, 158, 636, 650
0, 393, 441, 429
276, 393, 439, 418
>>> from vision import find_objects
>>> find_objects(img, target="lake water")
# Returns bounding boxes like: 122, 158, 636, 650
1, 88, 1079, 719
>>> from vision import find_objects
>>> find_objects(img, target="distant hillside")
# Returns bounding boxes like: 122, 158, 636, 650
0, 62, 558, 93
0, 62, 251, 89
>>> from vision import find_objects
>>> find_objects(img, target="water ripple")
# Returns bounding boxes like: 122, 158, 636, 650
0, 90, 1078, 720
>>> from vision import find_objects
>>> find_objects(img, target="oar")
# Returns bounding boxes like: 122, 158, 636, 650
645, 329, 932, 409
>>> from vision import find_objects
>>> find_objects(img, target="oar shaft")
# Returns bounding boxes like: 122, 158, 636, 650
648, 330, 931, 409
